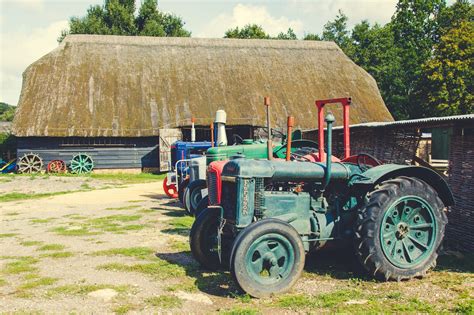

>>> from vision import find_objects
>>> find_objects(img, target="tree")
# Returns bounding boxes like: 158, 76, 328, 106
224, 24, 270, 39
420, 1, 473, 115
321, 10, 353, 54
303, 33, 321, 41
58, 0, 190, 42
276, 28, 297, 40
0, 102, 15, 122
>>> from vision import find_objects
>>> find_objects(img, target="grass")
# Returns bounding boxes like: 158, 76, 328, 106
113, 304, 140, 314
0, 191, 74, 203
50, 226, 99, 236
30, 218, 56, 224
0, 233, 18, 238
163, 216, 195, 235
37, 244, 66, 251
220, 308, 260, 315
0, 277, 7, 286
145, 295, 182, 309
47, 284, 130, 296
97, 259, 186, 279
5, 211, 20, 216
169, 239, 190, 252
91, 247, 155, 260
40, 251, 74, 259
89, 172, 165, 183
166, 280, 198, 293
2, 256, 39, 275
18, 277, 58, 290
105, 205, 141, 211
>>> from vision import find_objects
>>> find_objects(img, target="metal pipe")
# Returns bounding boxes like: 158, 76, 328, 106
316, 102, 325, 162
343, 98, 351, 159
210, 123, 214, 147
286, 116, 294, 161
264, 96, 272, 160
191, 117, 196, 142
323, 113, 335, 189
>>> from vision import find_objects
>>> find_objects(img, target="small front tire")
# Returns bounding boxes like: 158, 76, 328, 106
190, 207, 222, 270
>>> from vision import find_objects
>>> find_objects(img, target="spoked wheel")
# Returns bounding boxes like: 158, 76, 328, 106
47, 160, 67, 173
190, 207, 222, 270
230, 219, 305, 298
185, 180, 207, 215
163, 177, 178, 198
355, 176, 447, 281
17, 153, 43, 174
70, 153, 94, 174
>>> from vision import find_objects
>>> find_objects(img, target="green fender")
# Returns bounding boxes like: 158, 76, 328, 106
352, 164, 454, 206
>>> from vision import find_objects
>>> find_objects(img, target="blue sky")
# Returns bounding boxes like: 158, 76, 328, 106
0, 0, 415, 105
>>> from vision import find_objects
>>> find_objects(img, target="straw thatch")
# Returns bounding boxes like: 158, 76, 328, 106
13, 35, 393, 137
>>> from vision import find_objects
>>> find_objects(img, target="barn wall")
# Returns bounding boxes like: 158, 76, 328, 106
446, 128, 474, 251
17, 137, 158, 169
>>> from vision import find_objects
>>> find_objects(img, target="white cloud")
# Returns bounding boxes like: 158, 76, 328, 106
4, 0, 45, 11
198, 3, 304, 38
0, 19, 68, 104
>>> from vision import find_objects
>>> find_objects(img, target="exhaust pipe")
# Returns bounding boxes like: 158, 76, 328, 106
210, 122, 214, 147
264, 96, 272, 160
286, 116, 294, 161
191, 117, 196, 142
323, 113, 335, 189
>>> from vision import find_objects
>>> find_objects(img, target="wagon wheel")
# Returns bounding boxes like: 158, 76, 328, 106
47, 160, 67, 173
17, 153, 43, 174
70, 153, 94, 174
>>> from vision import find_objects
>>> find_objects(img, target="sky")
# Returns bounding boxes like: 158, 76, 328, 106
0, 0, 419, 106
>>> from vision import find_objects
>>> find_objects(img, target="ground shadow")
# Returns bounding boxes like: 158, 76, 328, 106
436, 252, 474, 273
156, 252, 241, 298
141, 193, 170, 201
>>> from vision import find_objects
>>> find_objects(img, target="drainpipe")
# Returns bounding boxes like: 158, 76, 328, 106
264, 96, 272, 160
323, 113, 335, 189
286, 116, 294, 161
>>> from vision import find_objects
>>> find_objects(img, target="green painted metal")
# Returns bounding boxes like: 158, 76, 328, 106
380, 196, 437, 268
206, 141, 267, 164
245, 233, 295, 285
70, 153, 94, 174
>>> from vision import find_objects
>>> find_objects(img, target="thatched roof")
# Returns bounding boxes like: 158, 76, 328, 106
13, 35, 393, 137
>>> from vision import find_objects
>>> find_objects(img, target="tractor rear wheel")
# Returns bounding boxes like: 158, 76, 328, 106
230, 219, 305, 298
190, 207, 222, 270
195, 196, 209, 218
185, 180, 207, 215
178, 178, 189, 205
354, 176, 447, 281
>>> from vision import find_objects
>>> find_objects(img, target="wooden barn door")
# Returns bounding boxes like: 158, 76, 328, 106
159, 128, 182, 172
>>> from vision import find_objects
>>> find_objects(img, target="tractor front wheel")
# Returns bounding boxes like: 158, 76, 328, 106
354, 176, 447, 281
190, 207, 222, 270
178, 178, 189, 204
185, 180, 207, 215
230, 219, 305, 298
195, 196, 209, 218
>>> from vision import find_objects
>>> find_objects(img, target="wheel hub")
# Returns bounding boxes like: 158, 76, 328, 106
396, 222, 410, 239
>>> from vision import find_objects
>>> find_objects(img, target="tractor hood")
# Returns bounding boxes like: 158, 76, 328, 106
222, 158, 351, 181
206, 142, 267, 163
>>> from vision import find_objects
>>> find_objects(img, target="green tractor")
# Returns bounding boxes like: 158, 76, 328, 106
190, 98, 452, 298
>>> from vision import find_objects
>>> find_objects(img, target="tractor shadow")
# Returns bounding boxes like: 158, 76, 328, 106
156, 252, 240, 298
435, 251, 474, 273
141, 193, 171, 201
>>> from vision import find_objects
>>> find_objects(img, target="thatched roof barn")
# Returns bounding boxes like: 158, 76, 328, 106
13, 35, 392, 137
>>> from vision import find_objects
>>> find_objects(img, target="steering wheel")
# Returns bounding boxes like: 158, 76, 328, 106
357, 153, 381, 172
232, 134, 244, 145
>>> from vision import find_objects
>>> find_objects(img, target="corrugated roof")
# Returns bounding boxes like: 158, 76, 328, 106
331, 114, 474, 130
13, 35, 393, 137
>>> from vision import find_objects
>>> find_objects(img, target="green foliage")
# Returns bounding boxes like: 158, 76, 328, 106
58, 0, 190, 42
321, 10, 353, 53
225, 24, 270, 39
0, 102, 15, 121
276, 28, 297, 40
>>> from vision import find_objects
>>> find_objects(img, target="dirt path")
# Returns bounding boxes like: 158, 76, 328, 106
0, 179, 472, 314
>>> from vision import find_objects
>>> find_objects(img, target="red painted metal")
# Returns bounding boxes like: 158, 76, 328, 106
286, 116, 294, 161
47, 160, 66, 173
315, 97, 352, 161
163, 177, 178, 198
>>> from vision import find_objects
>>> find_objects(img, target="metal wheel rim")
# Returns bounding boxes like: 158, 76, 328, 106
71, 154, 94, 174
18, 153, 43, 173
48, 160, 66, 173
380, 196, 437, 269
245, 233, 295, 286
190, 188, 202, 210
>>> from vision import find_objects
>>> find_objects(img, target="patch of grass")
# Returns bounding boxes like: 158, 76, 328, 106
37, 244, 66, 251
15, 240, 36, 247
91, 247, 155, 260
40, 251, 74, 259
18, 277, 58, 290
0, 277, 7, 286
2, 256, 39, 275
97, 260, 186, 279
163, 216, 195, 235
277, 294, 317, 309
220, 307, 260, 315
88, 214, 142, 224
0, 191, 74, 203
105, 205, 141, 211
80, 183, 93, 190
23, 273, 40, 280
113, 304, 140, 314
145, 295, 182, 309
30, 218, 56, 224
89, 172, 165, 183
454, 299, 474, 314
166, 279, 198, 293
0, 233, 18, 238
277, 290, 363, 310
50, 226, 99, 236
47, 284, 129, 296
137, 209, 156, 214
169, 239, 190, 252
317, 289, 363, 308
5, 212, 20, 216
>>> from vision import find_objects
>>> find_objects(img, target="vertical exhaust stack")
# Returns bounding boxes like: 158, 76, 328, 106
210, 123, 215, 147
191, 117, 196, 142
264, 96, 272, 160
215, 110, 227, 147
286, 116, 294, 161
323, 113, 335, 189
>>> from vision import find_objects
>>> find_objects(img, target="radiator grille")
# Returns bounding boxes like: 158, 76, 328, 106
207, 169, 219, 205
221, 181, 237, 221
254, 178, 265, 216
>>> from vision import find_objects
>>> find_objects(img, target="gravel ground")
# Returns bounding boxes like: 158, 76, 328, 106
0, 176, 472, 314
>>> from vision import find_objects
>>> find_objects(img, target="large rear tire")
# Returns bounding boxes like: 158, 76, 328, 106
230, 219, 305, 298
186, 180, 207, 215
190, 207, 222, 270
195, 196, 209, 218
354, 176, 447, 281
